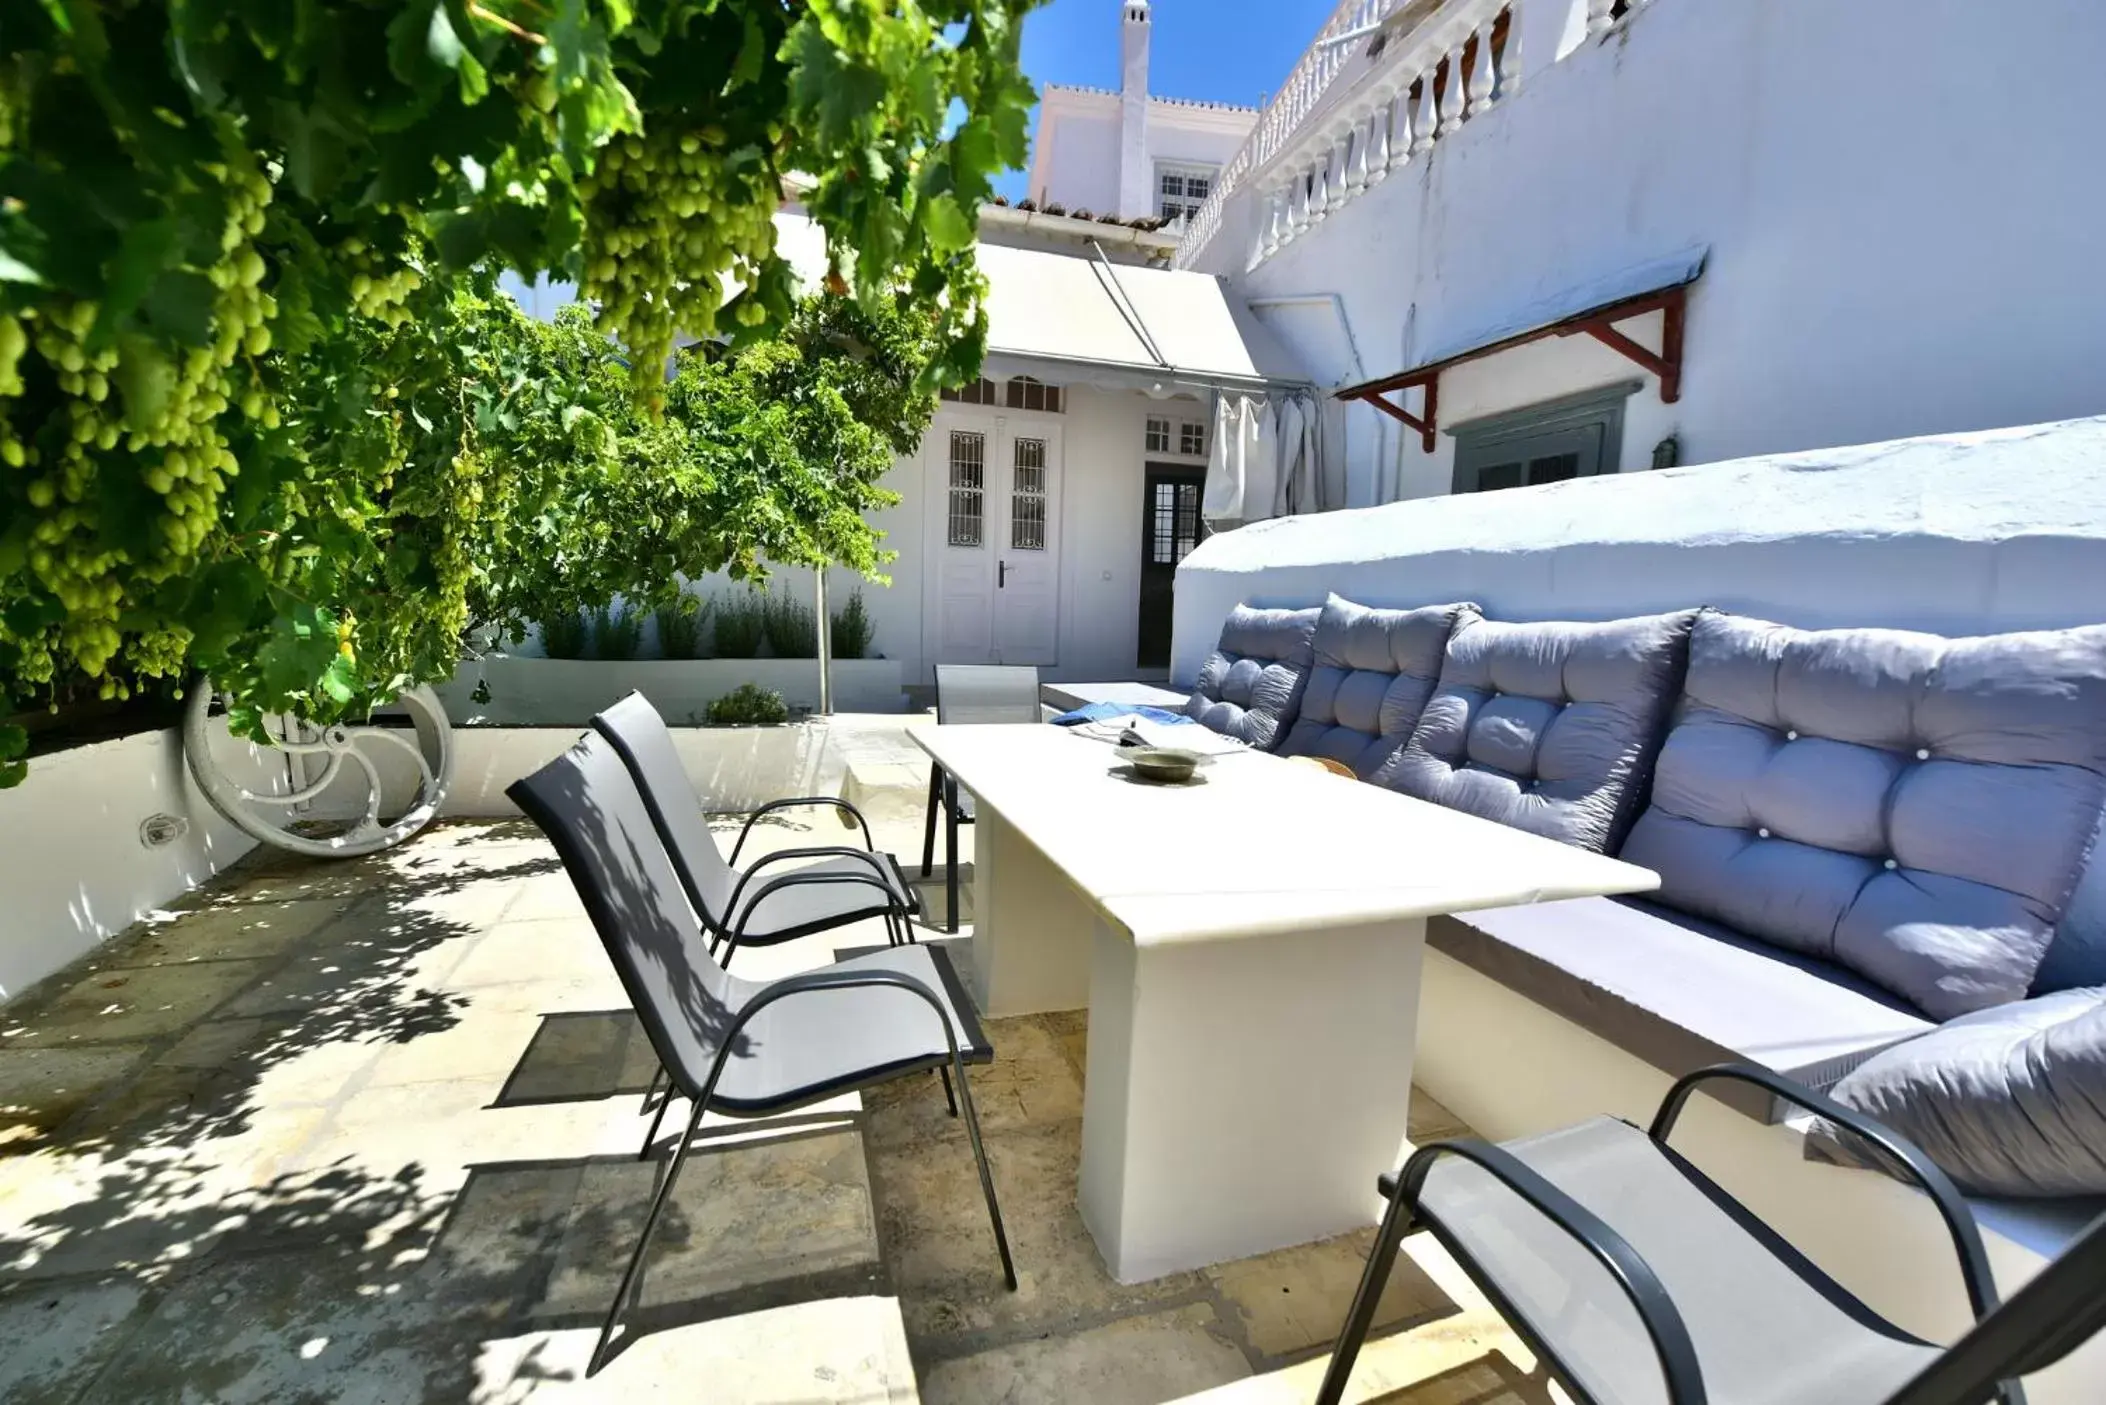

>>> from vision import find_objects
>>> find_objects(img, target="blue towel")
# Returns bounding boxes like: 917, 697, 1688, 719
1049, 702, 1193, 728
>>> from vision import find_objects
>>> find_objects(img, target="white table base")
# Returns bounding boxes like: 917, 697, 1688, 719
1075, 910, 1425, 1282
969, 810, 1098, 1016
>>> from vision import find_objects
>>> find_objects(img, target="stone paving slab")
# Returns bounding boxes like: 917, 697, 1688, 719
1, 959, 273, 1049
0, 1046, 154, 1152
917, 1301, 1252, 1405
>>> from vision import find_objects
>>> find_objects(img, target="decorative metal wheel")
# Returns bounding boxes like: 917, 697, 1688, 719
183, 678, 455, 858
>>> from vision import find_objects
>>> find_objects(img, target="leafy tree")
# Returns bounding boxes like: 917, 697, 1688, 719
0, 0, 1036, 783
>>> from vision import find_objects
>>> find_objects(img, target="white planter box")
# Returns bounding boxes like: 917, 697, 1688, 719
433, 655, 905, 726
441, 721, 837, 817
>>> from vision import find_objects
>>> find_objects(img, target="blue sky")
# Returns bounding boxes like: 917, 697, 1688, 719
993, 0, 1338, 199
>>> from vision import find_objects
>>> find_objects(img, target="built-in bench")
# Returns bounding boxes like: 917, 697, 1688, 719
1430, 898, 1932, 1120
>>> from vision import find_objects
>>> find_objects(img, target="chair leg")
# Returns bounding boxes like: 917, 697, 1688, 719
938, 1064, 958, 1117
952, 1055, 1017, 1291
593, 1100, 708, 1376
921, 763, 941, 878
944, 775, 961, 935
639, 1081, 677, 1160
641, 1063, 665, 1115
1314, 1171, 1419, 1405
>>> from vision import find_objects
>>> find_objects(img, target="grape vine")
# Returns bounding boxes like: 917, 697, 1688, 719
0, 0, 1037, 786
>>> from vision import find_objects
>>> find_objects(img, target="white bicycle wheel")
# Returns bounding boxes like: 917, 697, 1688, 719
183, 678, 455, 858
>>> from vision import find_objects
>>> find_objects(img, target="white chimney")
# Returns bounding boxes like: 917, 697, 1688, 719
1118, 0, 1152, 219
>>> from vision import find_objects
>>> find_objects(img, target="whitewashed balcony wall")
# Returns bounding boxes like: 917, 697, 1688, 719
1211, 0, 2106, 508
1178, 0, 1605, 275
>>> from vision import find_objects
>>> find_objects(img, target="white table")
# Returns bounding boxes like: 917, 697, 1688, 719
912, 723, 1659, 1283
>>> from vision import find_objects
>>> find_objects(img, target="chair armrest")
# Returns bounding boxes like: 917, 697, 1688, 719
724, 846, 897, 921
681, 968, 959, 1105
1650, 1063, 2002, 1325
729, 797, 875, 863
1395, 1137, 1709, 1405
722, 869, 904, 959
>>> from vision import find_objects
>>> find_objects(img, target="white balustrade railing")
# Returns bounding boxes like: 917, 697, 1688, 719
1179, 0, 1591, 272
1168, 0, 1410, 270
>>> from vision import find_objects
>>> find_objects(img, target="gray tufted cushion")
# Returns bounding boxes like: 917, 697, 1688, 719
1621, 613, 2106, 1020
1809, 988, 2106, 1196
1373, 609, 1697, 852
1278, 594, 1478, 778
1183, 603, 1321, 750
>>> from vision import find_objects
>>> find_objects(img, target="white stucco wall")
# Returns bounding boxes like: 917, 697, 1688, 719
1214, 0, 2106, 504
0, 730, 266, 1000
1033, 101, 1123, 213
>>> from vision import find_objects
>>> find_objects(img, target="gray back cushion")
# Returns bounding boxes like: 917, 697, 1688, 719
1278, 594, 1478, 778
1184, 603, 1321, 751
1373, 609, 1698, 852
1811, 987, 2106, 1197
1621, 613, 2106, 1020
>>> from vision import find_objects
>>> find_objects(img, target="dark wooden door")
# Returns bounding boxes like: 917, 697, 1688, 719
1137, 466, 1206, 669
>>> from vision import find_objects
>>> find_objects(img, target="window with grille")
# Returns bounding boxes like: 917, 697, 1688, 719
1145, 416, 1171, 453
1178, 420, 1206, 456
1150, 479, 1202, 565
1004, 376, 1063, 413
1156, 164, 1217, 224
947, 430, 985, 547
939, 378, 999, 405
1010, 437, 1047, 551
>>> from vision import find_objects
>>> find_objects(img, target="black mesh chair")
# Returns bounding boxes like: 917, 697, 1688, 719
1319, 1063, 2106, 1405
920, 664, 1042, 933
508, 732, 1015, 1375
594, 691, 920, 965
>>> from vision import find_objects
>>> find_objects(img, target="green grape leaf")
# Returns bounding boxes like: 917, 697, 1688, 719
141, 271, 221, 347
319, 651, 358, 704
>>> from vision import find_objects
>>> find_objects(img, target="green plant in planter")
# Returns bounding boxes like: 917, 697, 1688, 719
831, 589, 876, 660
763, 594, 818, 659
594, 603, 644, 661
538, 610, 591, 661
655, 597, 711, 661
706, 682, 789, 726
713, 592, 768, 659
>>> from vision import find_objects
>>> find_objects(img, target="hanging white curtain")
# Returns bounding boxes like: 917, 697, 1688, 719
1203, 393, 1278, 526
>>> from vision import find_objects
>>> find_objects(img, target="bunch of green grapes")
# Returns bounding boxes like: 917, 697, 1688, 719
1, 164, 276, 699
577, 125, 780, 410
338, 235, 424, 327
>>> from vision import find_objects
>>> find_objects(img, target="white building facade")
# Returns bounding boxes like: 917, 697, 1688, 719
1023, 1, 1258, 228
1174, 0, 2106, 513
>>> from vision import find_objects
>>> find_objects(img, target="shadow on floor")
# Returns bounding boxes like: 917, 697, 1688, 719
1363, 1351, 1559, 1405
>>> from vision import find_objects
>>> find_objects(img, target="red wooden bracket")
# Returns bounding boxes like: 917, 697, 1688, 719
1566, 285, 1686, 403
1355, 376, 1438, 452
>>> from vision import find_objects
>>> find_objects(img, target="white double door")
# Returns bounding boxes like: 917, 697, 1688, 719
929, 412, 1063, 666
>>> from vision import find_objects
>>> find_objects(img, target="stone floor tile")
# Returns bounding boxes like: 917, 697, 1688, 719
1207, 1229, 1451, 1362
83, 1241, 506, 1402
0, 1272, 160, 1404
106, 899, 353, 970
918, 1301, 1250, 1405
862, 1014, 1083, 1152
1406, 1091, 1472, 1147
1, 961, 271, 1049
469, 1294, 919, 1403
365, 1013, 548, 1092
0, 1046, 154, 1153
504, 874, 590, 924
537, 1128, 880, 1320
869, 1116, 1200, 1347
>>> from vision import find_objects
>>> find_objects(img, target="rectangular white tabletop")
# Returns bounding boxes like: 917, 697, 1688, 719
913, 723, 1660, 945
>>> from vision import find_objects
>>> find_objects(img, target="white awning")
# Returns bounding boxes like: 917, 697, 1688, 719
774, 213, 1306, 390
